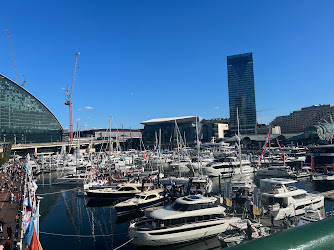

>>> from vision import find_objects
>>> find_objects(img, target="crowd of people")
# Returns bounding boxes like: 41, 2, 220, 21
0, 160, 25, 250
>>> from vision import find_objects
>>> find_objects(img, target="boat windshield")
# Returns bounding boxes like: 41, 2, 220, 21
171, 201, 215, 211
135, 195, 146, 199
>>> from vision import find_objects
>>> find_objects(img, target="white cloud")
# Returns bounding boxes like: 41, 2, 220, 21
84, 106, 94, 110
77, 107, 83, 111
214, 107, 220, 110
87, 116, 92, 119
84, 124, 88, 127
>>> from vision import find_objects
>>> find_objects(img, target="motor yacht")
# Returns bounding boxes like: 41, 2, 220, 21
312, 166, 334, 182
294, 166, 312, 178
128, 194, 240, 246
53, 173, 87, 186
260, 178, 324, 220
86, 183, 153, 199
218, 219, 270, 247
257, 165, 295, 178
231, 179, 255, 202
203, 156, 254, 177
296, 208, 326, 226
114, 189, 168, 214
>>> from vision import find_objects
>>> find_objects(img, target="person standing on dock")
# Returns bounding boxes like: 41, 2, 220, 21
6, 225, 12, 240
271, 214, 275, 227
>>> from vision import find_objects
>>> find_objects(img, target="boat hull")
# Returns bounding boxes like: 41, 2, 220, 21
129, 217, 240, 246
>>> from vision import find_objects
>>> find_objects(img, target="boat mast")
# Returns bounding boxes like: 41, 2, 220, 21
109, 115, 112, 159
76, 121, 80, 174
196, 116, 201, 176
159, 128, 162, 173
237, 107, 242, 174
175, 120, 181, 178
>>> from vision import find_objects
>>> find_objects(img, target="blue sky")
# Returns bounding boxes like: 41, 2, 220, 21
0, 0, 333, 130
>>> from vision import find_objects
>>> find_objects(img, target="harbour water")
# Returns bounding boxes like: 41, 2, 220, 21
36, 173, 334, 250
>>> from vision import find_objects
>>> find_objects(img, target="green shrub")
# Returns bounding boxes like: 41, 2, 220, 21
0, 157, 9, 166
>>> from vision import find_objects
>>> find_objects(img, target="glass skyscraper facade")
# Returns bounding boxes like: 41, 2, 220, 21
0, 74, 63, 143
227, 52, 257, 134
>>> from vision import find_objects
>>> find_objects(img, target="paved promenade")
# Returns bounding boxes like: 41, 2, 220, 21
0, 165, 24, 250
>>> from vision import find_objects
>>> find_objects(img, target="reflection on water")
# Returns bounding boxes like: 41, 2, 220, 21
137, 236, 222, 250
35, 172, 334, 250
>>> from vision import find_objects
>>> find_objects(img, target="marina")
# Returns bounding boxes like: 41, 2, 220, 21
2, 137, 334, 250
0, 2, 333, 249
3, 142, 330, 250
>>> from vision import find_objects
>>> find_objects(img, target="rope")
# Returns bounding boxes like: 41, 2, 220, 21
37, 187, 79, 196
39, 231, 127, 237
114, 238, 133, 250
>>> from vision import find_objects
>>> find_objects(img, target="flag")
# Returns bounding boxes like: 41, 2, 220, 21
276, 138, 285, 164
24, 218, 34, 245
253, 187, 262, 216
261, 133, 270, 158
29, 228, 43, 250
34, 203, 39, 237
225, 182, 232, 207
143, 152, 147, 159
226, 197, 233, 207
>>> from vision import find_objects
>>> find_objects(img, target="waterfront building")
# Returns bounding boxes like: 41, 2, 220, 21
202, 118, 229, 141
0, 74, 63, 143
141, 116, 204, 147
227, 52, 257, 135
270, 104, 334, 134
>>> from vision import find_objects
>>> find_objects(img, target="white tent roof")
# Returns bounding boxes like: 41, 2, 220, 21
141, 116, 203, 125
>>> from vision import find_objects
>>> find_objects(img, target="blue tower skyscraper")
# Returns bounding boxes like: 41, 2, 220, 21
227, 52, 257, 134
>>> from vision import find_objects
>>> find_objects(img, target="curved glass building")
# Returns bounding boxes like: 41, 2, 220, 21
0, 74, 63, 143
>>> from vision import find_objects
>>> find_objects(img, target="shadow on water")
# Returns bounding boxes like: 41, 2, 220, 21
116, 211, 144, 224
86, 198, 118, 208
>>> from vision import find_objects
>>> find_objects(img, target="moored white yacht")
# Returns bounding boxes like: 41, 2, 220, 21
114, 189, 168, 214
53, 173, 87, 186
128, 194, 240, 246
312, 166, 334, 182
257, 165, 295, 178
203, 156, 253, 177
260, 178, 324, 220
218, 219, 270, 247
86, 183, 153, 199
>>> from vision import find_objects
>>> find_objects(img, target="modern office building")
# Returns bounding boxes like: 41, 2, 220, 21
227, 52, 257, 134
0, 74, 63, 143
270, 104, 334, 133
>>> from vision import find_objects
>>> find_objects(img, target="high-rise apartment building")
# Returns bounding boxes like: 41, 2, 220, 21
227, 52, 257, 134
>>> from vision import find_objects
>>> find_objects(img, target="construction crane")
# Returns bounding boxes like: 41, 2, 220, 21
256, 108, 275, 113
5, 30, 20, 85
21, 75, 27, 87
65, 52, 80, 142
